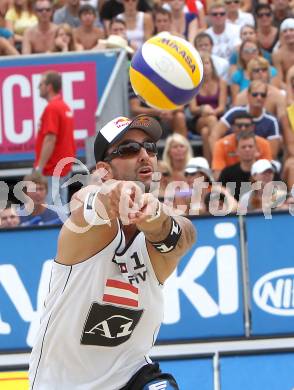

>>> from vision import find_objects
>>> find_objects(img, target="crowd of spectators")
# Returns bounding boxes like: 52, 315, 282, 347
1, 0, 294, 227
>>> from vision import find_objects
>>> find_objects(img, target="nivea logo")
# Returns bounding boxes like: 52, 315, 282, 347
253, 268, 294, 316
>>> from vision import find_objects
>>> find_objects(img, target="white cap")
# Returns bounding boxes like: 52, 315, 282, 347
251, 159, 274, 175
99, 35, 134, 54
185, 157, 213, 181
280, 18, 294, 32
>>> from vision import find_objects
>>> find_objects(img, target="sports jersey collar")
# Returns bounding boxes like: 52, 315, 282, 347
245, 105, 265, 121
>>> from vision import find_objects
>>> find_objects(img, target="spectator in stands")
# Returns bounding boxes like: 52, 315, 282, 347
74, 4, 104, 50
286, 65, 294, 105
272, 18, 294, 90
108, 17, 128, 39
189, 52, 227, 162
272, 0, 294, 28
219, 131, 257, 200
235, 56, 287, 120
0, 203, 20, 228
0, 36, 19, 54
19, 172, 63, 226
183, 156, 214, 215
230, 39, 279, 103
194, 32, 230, 82
22, 0, 57, 54
156, 160, 172, 199
210, 80, 281, 159
211, 111, 272, 179
255, 4, 279, 58
162, 133, 193, 181
205, 1, 241, 62
5, 0, 37, 51
0, 0, 14, 42
34, 71, 76, 209
203, 186, 238, 215
116, 0, 153, 50
281, 113, 294, 190
153, 7, 172, 35
128, 83, 188, 137
239, 159, 283, 213
224, 0, 254, 28
51, 23, 81, 51
53, 0, 81, 28
167, 0, 199, 43
100, 0, 152, 33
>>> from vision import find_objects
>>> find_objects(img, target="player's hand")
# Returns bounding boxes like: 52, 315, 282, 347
99, 180, 145, 225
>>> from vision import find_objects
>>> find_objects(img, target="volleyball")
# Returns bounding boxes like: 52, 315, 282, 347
129, 33, 204, 111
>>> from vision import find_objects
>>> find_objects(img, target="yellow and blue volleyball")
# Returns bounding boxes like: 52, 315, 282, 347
129, 33, 204, 111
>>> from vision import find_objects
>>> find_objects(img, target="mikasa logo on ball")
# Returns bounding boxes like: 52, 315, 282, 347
159, 37, 196, 73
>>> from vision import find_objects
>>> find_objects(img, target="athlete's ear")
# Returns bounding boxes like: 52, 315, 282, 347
95, 161, 114, 181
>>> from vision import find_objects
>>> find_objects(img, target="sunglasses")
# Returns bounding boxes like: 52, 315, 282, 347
243, 47, 257, 54
252, 67, 268, 73
251, 92, 267, 98
225, 0, 240, 4
211, 12, 226, 16
234, 122, 253, 128
36, 7, 52, 12
161, 172, 171, 177
104, 141, 157, 161
257, 12, 272, 17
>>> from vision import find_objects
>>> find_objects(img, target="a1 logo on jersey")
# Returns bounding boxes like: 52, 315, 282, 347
81, 302, 143, 347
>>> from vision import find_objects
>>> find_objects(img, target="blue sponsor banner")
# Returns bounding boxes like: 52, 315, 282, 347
0, 51, 117, 162
220, 353, 294, 389
0, 226, 60, 351
158, 216, 245, 341
246, 212, 294, 336
158, 358, 214, 390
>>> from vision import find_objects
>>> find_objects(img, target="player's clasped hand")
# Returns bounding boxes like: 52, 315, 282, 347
99, 180, 159, 225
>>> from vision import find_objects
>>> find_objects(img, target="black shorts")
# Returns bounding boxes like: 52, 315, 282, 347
120, 362, 179, 390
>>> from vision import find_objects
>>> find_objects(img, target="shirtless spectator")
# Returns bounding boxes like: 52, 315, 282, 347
210, 80, 281, 159
272, 18, 294, 89
0, 203, 20, 228
212, 111, 272, 179
53, 0, 81, 28
205, 1, 241, 62
0, 36, 19, 54
74, 4, 104, 50
22, 0, 57, 54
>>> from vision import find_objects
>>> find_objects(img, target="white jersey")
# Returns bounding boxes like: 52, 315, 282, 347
29, 224, 163, 390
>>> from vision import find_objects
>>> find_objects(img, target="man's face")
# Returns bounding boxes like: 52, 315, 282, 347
225, 0, 240, 12
232, 118, 254, 135
195, 37, 212, 53
273, 0, 289, 11
210, 7, 227, 28
39, 76, 49, 99
282, 28, 294, 45
67, 0, 80, 6
254, 169, 274, 184
154, 13, 172, 33
110, 22, 127, 38
0, 208, 20, 228
104, 129, 158, 190
26, 183, 47, 205
35, 0, 53, 21
248, 84, 267, 110
237, 137, 256, 162
80, 11, 95, 27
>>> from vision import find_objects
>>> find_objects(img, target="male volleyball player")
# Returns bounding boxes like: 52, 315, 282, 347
29, 114, 196, 389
